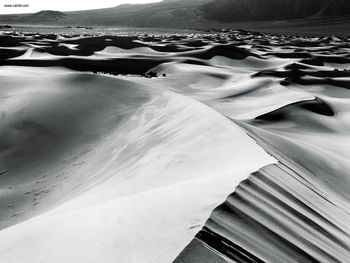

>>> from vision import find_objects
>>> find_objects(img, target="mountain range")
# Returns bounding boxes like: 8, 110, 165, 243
202, 0, 350, 22
0, 0, 349, 28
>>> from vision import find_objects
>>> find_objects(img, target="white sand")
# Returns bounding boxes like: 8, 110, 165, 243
0, 66, 275, 263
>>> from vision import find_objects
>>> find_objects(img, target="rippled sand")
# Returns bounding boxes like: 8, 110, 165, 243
0, 30, 349, 262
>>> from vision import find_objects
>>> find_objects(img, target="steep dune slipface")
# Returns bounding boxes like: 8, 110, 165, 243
157, 33, 350, 263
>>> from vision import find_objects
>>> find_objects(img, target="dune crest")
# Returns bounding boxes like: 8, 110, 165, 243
0, 62, 274, 262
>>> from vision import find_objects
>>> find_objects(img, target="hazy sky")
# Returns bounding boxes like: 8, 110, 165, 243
0, 0, 161, 14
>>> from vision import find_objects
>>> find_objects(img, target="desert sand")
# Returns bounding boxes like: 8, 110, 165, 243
0, 29, 349, 262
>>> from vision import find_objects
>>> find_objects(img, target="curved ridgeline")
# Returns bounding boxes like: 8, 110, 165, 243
175, 133, 350, 263
171, 31, 350, 263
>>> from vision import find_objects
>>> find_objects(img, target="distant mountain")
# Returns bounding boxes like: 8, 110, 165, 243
318, 0, 350, 17
0, 0, 210, 27
27, 10, 67, 21
201, 0, 350, 22
0, 0, 349, 27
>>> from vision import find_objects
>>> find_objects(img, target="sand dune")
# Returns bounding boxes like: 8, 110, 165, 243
0, 29, 350, 262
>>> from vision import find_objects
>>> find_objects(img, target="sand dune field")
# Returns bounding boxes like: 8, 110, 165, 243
0, 29, 349, 262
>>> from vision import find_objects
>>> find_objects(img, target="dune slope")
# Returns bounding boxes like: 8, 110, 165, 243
0, 54, 274, 262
